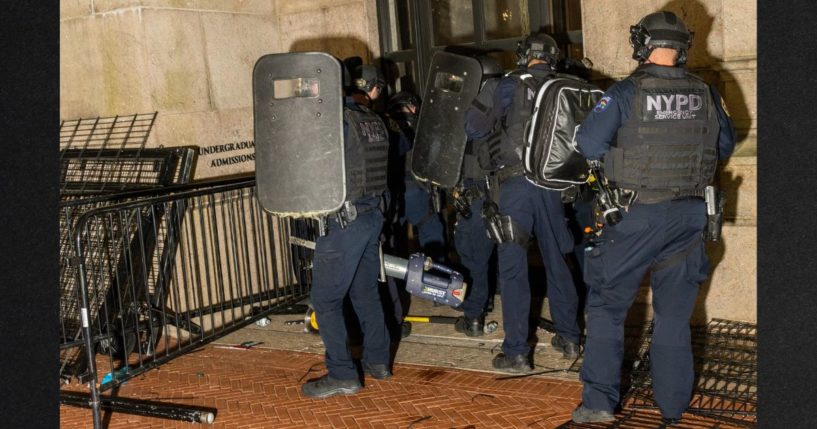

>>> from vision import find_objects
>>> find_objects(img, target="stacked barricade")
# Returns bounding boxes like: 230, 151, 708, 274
624, 319, 757, 428
58, 113, 317, 427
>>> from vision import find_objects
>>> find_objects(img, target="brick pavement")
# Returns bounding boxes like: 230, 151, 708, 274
60, 346, 750, 428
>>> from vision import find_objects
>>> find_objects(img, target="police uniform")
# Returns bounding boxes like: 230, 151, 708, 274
455, 76, 502, 328
575, 63, 736, 419
309, 95, 392, 385
384, 98, 447, 262
474, 62, 582, 365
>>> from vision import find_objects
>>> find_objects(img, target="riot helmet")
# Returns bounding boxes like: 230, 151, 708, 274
387, 91, 420, 114
629, 11, 694, 65
515, 33, 560, 68
352, 64, 386, 93
476, 55, 504, 79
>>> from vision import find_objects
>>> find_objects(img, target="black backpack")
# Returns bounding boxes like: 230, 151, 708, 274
523, 74, 604, 190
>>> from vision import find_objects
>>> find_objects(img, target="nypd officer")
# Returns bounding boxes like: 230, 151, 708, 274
302, 64, 392, 398
453, 54, 504, 337
571, 12, 736, 424
468, 33, 582, 371
383, 90, 424, 339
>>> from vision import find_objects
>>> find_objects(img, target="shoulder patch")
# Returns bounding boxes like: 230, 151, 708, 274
593, 96, 612, 113
720, 97, 731, 117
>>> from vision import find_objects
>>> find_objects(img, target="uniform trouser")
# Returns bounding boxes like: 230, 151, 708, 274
454, 195, 495, 320
571, 194, 595, 273
403, 179, 445, 257
311, 209, 391, 380
497, 176, 580, 357
579, 199, 709, 419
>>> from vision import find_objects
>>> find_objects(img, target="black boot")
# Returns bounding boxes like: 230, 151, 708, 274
491, 353, 532, 373
301, 375, 361, 398
454, 315, 484, 337
363, 362, 392, 380
551, 334, 581, 359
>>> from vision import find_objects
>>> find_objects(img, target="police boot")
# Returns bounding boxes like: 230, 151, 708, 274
491, 353, 532, 373
362, 362, 393, 380
571, 405, 615, 423
401, 321, 412, 338
301, 375, 361, 399
551, 334, 581, 359
454, 315, 484, 337
662, 417, 682, 426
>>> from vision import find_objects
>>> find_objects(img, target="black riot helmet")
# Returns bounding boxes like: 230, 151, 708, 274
387, 91, 420, 114
515, 33, 560, 69
476, 55, 504, 79
352, 64, 386, 92
629, 11, 694, 65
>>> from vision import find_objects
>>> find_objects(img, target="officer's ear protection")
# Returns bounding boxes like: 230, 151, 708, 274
629, 17, 694, 65
515, 40, 528, 67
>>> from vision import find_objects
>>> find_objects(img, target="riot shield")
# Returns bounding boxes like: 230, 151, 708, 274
253, 52, 345, 217
411, 52, 482, 189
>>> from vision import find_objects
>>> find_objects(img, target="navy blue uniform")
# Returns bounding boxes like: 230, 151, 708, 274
455, 78, 502, 321
452, 177, 495, 321
472, 64, 581, 357
386, 110, 446, 260
310, 98, 391, 381
575, 64, 735, 419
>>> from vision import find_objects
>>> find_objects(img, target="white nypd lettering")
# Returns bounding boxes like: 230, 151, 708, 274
645, 92, 703, 120
526, 87, 536, 101
359, 121, 387, 142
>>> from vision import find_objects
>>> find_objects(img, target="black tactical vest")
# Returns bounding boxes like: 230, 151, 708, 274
387, 111, 417, 176
490, 68, 553, 170
343, 105, 390, 202
464, 77, 500, 179
604, 65, 720, 203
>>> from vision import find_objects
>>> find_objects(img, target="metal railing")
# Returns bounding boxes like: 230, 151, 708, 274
60, 177, 316, 427
625, 318, 757, 428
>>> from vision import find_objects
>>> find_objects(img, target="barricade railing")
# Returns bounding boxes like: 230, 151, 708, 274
59, 146, 198, 380
625, 318, 757, 428
60, 177, 316, 428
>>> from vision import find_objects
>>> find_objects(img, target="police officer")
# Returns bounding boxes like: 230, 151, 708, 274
469, 34, 582, 371
383, 90, 423, 339
301, 63, 392, 398
571, 11, 735, 424
453, 54, 504, 336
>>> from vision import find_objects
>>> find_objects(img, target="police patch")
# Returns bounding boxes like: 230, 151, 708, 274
720, 97, 731, 117
594, 96, 611, 113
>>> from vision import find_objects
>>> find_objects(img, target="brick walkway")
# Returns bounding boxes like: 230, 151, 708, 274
60, 346, 750, 428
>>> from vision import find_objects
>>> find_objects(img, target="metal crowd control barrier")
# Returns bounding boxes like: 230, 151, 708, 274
59, 146, 197, 381
625, 319, 757, 428
60, 177, 316, 428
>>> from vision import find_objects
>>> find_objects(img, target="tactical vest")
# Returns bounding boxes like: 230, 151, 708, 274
604, 66, 719, 203
387, 111, 417, 176
490, 68, 554, 170
464, 77, 500, 179
343, 105, 390, 202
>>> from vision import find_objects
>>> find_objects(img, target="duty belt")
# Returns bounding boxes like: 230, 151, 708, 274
623, 187, 707, 205
335, 200, 379, 227
493, 163, 525, 185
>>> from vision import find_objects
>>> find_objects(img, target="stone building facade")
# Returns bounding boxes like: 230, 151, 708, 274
60, 0, 756, 323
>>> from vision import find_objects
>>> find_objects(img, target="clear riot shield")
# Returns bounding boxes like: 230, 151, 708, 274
411, 52, 482, 189
253, 52, 345, 217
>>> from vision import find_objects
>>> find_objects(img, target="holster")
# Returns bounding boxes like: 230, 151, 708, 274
480, 199, 529, 247
704, 185, 726, 242
335, 200, 358, 228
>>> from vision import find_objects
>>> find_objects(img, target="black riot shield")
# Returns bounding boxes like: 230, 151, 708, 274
411, 52, 482, 188
253, 52, 345, 217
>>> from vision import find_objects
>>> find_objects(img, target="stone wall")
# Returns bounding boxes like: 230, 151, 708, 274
581, 0, 757, 323
60, 0, 380, 180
